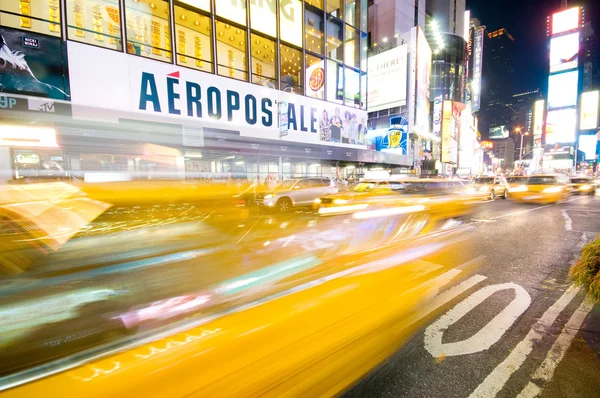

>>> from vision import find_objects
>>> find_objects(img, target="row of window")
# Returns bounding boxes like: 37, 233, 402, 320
1, 0, 368, 108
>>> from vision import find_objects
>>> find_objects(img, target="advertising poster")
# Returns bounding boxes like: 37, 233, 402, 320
367, 44, 408, 112
549, 32, 579, 73
546, 109, 577, 144
580, 90, 599, 130
578, 134, 597, 160
306, 59, 325, 99
441, 100, 457, 163
548, 71, 579, 110
552, 7, 580, 36
0, 27, 70, 100
67, 41, 368, 149
433, 95, 443, 136
415, 27, 431, 134
533, 100, 545, 140
472, 27, 484, 111
489, 125, 509, 140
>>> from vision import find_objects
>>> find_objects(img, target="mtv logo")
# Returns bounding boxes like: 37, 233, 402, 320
28, 98, 55, 113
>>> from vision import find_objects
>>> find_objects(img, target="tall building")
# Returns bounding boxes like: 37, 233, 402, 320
0, 0, 383, 184
581, 21, 600, 91
491, 138, 515, 171
368, 0, 426, 47
511, 88, 543, 156
426, 0, 466, 36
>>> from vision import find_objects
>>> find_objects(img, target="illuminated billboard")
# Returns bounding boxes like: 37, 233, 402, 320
441, 100, 457, 163
579, 135, 597, 160
545, 109, 577, 144
580, 91, 599, 130
549, 32, 579, 73
472, 27, 484, 112
552, 7, 580, 35
367, 45, 408, 112
489, 125, 509, 140
533, 100, 545, 140
548, 71, 579, 110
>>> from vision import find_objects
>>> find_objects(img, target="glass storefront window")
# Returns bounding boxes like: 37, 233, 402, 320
345, 0, 360, 28
125, 0, 172, 62
360, 31, 368, 71
66, 0, 121, 49
305, 53, 324, 99
305, 0, 323, 10
326, 0, 342, 19
326, 59, 343, 104
344, 25, 359, 68
251, 0, 276, 38
215, 20, 247, 81
280, 44, 303, 93
280, 0, 302, 47
174, 5, 213, 73
304, 2, 324, 55
345, 67, 360, 108
326, 16, 343, 62
251, 33, 277, 87
360, 0, 367, 32
1, 0, 61, 37
178, 0, 210, 12
215, 0, 246, 26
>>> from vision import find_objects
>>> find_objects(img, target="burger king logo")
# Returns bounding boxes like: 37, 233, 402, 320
309, 67, 325, 92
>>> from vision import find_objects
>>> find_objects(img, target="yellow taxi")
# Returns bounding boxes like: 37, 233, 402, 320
508, 174, 570, 204
568, 177, 596, 195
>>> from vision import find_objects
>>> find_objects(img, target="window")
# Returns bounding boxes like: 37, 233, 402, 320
326, 15, 343, 62
345, 0, 360, 28
326, 59, 343, 104
215, 0, 246, 25
251, 0, 276, 38
361, 0, 367, 31
174, 5, 213, 73
344, 25, 359, 68
326, 0, 342, 19
280, 43, 303, 93
305, 0, 323, 10
1, 0, 61, 37
251, 33, 277, 87
345, 67, 360, 107
215, 20, 247, 81
280, 0, 302, 47
360, 31, 368, 70
305, 53, 324, 99
125, 0, 172, 62
178, 0, 210, 12
304, 2, 324, 55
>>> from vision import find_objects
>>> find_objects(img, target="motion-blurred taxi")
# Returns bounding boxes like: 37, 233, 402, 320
313, 180, 405, 215
569, 177, 596, 195
508, 174, 570, 204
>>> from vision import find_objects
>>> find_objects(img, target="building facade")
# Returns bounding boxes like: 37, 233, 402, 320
0, 0, 396, 183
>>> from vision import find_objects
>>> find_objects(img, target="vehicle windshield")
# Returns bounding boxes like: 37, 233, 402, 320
276, 180, 298, 190
352, 182, 377, 192
527, 176, 557, 185
506, 177, 526, 183
472, 178, 494, 184
570, 178, 590, 183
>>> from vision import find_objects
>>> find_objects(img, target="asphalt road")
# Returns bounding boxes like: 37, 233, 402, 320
345, 195, 600, 398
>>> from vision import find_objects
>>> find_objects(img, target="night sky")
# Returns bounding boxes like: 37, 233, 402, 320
466, 0, 600, 95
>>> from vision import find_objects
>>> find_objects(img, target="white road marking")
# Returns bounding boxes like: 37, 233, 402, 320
425, 283, 531, 358
468, 285, 580, 398
561, 209, 572, 231
406, 273, 488, 327
490, 204, 553, 220
517, 292, 595, 398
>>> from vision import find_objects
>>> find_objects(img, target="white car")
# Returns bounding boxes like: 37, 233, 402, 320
255, 178, 338, 212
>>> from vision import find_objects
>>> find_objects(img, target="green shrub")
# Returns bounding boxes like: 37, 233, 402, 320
570, 236, 600, 302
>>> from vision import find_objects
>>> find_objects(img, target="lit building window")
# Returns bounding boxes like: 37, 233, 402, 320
251, 33, 277, 87
304, 1, 324, 55
215, 20, 247, 81
124, 0, 172, 62
280, 43, 302, 93
344, 0, 360, 28
345, 25, 359, 68
174, 4, 213, 73
326, 0, 342, 19
326, 15, 343, 62
2, 0, 61, 37
326, 59, 343, 104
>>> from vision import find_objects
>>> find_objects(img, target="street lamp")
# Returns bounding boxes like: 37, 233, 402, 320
515, 127, 529, 162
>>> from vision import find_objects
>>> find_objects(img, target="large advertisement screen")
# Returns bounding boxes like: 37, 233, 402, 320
533, 100, 545, 141
549, 32, 579, 73
472, 27, 484, 111
367, 45, 408, 112
0, 27, 70, 100
489, 125, 509, 140
441, 101, 458, 164
67, 41, 368, 148
546, 109, 577, 144
548, 71, 579, 110
579, 135, 597, 160
552, 7, 580, 35
580, 90, 599, 131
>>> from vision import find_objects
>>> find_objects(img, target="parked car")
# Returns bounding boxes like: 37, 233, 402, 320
255, 178, 338, 212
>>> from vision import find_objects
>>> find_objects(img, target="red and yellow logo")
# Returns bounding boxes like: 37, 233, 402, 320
309, 67, 325, 92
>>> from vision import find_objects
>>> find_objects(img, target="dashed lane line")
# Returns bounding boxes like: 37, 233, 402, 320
517, 292, 596, 398
468, 285, 581, 398
560, 209, 572, 231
